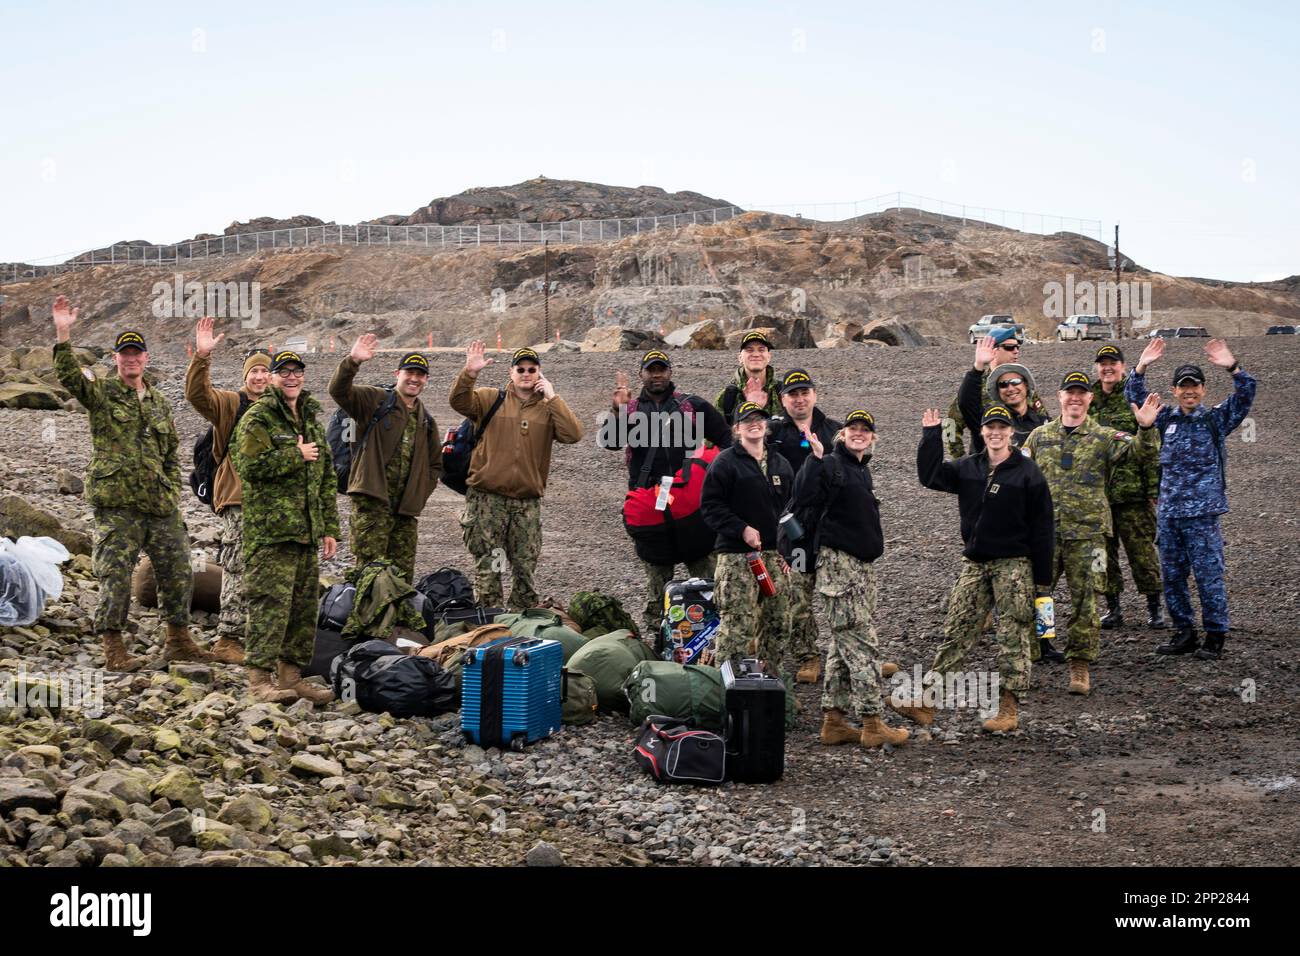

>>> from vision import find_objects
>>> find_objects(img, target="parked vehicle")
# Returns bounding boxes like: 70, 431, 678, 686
968, 314, 1024, 344
1174, 327, 1210, 338
1148, 328, 1178, 338
1056, 314, 1114, 341
1265, 325, 1297, 335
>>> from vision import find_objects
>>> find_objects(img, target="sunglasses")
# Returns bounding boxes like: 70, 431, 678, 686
998, 378, 1024, 388
514, 365, 539, 374
998, 343, 1021, 351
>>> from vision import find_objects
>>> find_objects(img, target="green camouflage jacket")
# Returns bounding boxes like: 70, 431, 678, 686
231, 386, 340, 550
1021, 415, 1154, 539
715, 366, 782, 422
53, 340, 181, 516
1088, 376, 1160, 505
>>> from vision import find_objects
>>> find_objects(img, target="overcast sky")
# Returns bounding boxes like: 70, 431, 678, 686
3, 0, 1296, 281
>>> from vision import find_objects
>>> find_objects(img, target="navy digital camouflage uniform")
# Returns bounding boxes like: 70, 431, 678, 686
817, 547, 887, 717
53, 342, 192, 633
1126, 367, 1257, 633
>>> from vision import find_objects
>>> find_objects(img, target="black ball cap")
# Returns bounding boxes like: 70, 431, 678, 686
113, 330, 147, 352
1172, 364, 1206, 385
779, 369, 815, 394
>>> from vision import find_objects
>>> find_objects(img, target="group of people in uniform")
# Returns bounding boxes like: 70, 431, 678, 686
47, 297, 1257, 747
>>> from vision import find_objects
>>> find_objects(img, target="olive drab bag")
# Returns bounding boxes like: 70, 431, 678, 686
494, 609, 589, 663
565, 630, 656, 713
568, 590, 639, 639
622, 659, 726, 732
561, 668, 598, 725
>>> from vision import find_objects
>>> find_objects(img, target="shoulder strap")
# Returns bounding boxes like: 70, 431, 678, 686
356, 388, 399, 455
475, 388, 507, 440
633, 393, 684, 489
1204, 411, 1227, 491
720, 384, 740, 418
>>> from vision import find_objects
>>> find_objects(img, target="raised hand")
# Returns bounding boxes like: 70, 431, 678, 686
922, 407, 942, 428
805, 428, 824, 459
612, 371, 631, 408
196, 316, 225, 357
466, 340, 494, 375
350, 333, 378, 364
743, 375, 766, 406
1205, 338, 1236, 369
974, 334, 998, 370
297, 434, 319, 462
1132, 392, 1163, 428
52, 295, 77, 343
534, 374, 556, 400
1137, 336, 1165, 372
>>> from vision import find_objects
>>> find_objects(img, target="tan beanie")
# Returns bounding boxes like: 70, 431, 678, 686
243, 352, 271, 381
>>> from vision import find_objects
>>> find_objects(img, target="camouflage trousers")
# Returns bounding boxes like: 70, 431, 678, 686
350, 496, 418, 584
243, 541, 318, 671
1038, 535, 1104, 663
460, 487, 541, 612
931, 556, 1033, 697
640, 555, 715, 638
1105, 500, 1162, 597
785, 568, 822, 664
816, 547, 885, 717
711, 550, 790, 673
216, 506, 247, 643
93, 506, 191, 633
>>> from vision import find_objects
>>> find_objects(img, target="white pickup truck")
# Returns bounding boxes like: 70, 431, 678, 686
967, 314, 1025, 344
1056, 314, 1114, 341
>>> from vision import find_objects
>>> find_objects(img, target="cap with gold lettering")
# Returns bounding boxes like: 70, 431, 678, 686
844, 409, 876, 431
779, 369, 815, 395
270, 350, 306, 372
641, 349, 671, 370
511, 347, 541, 367
112, 330, 148, 353
733, 401, 770, 424
1094, 344, 1124, 363
397, 352, 429, 373
1059, 370, 1092, 391
982, 404, 1014, 426
740, 330, 773, 350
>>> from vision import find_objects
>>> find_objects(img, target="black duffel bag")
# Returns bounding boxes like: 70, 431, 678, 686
633, 716, 726, 786
330, 639, 457, 718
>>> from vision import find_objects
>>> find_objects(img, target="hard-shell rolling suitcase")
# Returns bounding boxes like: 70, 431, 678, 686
721, 658, 785, 783
461, 636, 563, 750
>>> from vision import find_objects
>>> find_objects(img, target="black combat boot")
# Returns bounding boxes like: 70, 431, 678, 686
1194, 632, 1226, 661
1145, 594, 1168, 629
1156, 626, 1199, 655
1038, 638, 1066, 662
1099, 594, 1124, 630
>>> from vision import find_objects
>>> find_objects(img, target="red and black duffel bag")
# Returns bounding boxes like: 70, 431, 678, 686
622, 446, 719, 567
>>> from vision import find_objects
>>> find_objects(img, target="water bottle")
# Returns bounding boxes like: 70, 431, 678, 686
746, 551, 777, 598
1034, 596, 1056, 641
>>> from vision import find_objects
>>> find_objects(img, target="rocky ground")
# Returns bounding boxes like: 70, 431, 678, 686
1, 335, 1296, 867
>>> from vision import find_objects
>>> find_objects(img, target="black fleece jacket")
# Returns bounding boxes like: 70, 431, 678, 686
917, 424, 1055, 585
700, 444, 794, 553
766, 407, 842, 477
791, 444, 884, 564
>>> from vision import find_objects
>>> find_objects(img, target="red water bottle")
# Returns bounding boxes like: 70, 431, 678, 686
747, 551, 776, 598
442, 427, 457, 454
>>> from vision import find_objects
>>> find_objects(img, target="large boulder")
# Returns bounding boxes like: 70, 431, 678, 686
861, 319, 929, 348
580, 326, 665, 352
18, 346, 54, 371
0, 495, 93, 554
0, 383, 64, 410
723, 319, 815, 350
665, 319, 725, 350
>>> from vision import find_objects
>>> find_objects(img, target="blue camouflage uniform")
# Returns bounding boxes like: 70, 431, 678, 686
1125, 367, 1256, 634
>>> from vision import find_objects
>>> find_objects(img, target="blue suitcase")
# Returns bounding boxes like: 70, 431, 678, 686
461, 636, 563, 750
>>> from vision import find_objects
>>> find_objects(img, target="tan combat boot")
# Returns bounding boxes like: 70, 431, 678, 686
163, 623, 215, 663
888, 697, 935, 726
1068, 660, 1091, 695
247, 667, 297, 704
208, 637, 247, 665
277, 661, 335, 704
100, 631, 143, 673
861, 715, 909, 748
881, 661, 900, 678
981, 689, 1019, 733
818, 708, 859, 745
796, 656, 822, 684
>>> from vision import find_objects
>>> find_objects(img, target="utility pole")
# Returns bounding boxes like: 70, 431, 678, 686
543, 240, 550, 344
1114, 224, 1123, 338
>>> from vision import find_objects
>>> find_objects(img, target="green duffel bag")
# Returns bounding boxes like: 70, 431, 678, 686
495, 609, 589, 663
568, 590, 639, 640
565, 630, 656, 713
622, 660, 725, 732
562, 667, 598, 725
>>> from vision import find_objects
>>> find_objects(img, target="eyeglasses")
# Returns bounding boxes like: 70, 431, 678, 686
998, 378, 1024, 388
998, 343, 1021, 352
275, 368, 305, 379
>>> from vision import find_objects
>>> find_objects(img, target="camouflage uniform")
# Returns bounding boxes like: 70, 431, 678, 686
785, 571, 821, 663
217, 505, 248, 643
711, 550, 789, 670
351, 411, 419, 582
640, 555, 715, 637
460, 487, 542, 611
1090, 377, 1162, 598
817, 546, 885, 717
1022, 417, 1152, 662
714, 367, 782, 423
230, 386, 339, 671
930, 556, 1034, 698
52, 342, 192, 633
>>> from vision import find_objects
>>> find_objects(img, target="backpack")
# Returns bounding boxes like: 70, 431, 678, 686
415, 567, 475, 609
562, 668, 599, 725
718, 383, 742, 422
624, 392, 695, 489
622, 445, 719, 566
328, 387, 435, 494
568, 591, 639, 639
634, 716, 726, 786
494, 609, 589, 662
190, 392, 252, 510
330, 639, 458, 718
441, 388, 507, 495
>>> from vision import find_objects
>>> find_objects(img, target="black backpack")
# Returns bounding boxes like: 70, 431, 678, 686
327, 387, 433, 494
441, 388, 507, 495
415, 567, 475, 609
190, 392, 253, 511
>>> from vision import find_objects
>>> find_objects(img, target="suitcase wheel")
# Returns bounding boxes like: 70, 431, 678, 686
509, 734, 526, 752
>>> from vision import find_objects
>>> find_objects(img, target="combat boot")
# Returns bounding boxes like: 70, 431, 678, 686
881, 661, 900, 677
1038, 639, 1066, 663
796, 656, 822, 684
1068, 660, 1091, 695
1099, 595, 1123, 629
1194, 632, 1226, 661
981, 689, 1019, 733
209, 637, 246, 665
163, 624, 215, 663
247, 667, 296, 704
819, 708, 860, 745
1156, 626, 1199, 655
1146, 594, 1168, 629
277, 662, 335, 704
100, 631, 143, 673
888, 697, 935, 726
860, 715, 909, 748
